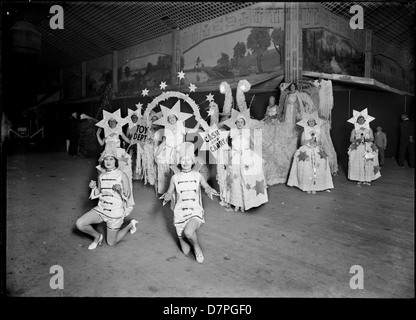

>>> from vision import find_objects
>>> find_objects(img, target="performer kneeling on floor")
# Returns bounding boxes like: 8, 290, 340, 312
159, 142, 219, 264
76, 144, 138, 250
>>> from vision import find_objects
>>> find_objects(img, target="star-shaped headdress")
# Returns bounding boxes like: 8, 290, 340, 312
153, 100, 193, 128
347, 108, 375, 131
221, 108, 251, 129
296, 111, 322, 140
125, 103, 144, 129
95, 109, 126, 137
296, 111, 322, 129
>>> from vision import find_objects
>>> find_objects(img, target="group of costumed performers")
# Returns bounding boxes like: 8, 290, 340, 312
206, 80, 269, 213
74, 73, 380, 260
260, 80, 338, 187
347, 108, 381, 186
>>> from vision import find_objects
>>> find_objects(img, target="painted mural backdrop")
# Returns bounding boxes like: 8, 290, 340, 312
303, 29, 365, 77
86, 54, 112, 97
183, 27, 283, 86
372, 37, 406, 91
118, 53, 173, 93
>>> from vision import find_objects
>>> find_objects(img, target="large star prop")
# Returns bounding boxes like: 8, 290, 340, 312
221, 108, 251, 129
141, 88, 149, 97
347, 108, 375, 130
153, 100, 193, 127
199, 123, 230, 160
189, 83, 197, 92
95, 109, 126, 137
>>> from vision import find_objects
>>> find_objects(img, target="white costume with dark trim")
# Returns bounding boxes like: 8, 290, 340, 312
172, 170, 205, 237
91, 168, 126, 229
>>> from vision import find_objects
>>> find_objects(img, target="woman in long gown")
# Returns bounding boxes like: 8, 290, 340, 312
228, 116, 268, 212
287, 112, 334, 194
347, 110, 381, 186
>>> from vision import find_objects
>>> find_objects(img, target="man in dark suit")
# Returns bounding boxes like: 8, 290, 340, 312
398, 113, 414, 168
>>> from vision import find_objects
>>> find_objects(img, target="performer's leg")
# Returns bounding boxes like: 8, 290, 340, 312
178, 237, 191, 255
106, 220, 136, 246
76, 210, 103, 241
183, 218, 204, 262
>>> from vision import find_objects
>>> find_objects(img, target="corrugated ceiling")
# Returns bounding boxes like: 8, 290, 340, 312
2, 1, 414, 70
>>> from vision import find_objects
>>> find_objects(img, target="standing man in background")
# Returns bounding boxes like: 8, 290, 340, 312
398, 113, 414, 168
374, 126, 387, 166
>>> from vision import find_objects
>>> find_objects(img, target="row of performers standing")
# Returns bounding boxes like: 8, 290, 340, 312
93, 104, 381, 213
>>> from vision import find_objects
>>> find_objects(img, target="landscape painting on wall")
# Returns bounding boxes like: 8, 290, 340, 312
303, 28, 365, 77
118, 53, 173, 93
86, 68, 112, 97
182, 27, 284, 87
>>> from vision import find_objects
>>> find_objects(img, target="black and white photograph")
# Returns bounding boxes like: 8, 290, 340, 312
1, 0, 414, 312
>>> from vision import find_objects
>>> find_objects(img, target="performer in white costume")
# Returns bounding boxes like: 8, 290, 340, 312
347, 108, 381, 186
95, 109, 135, 215
287, 112, 334, 194
160, 142, 218, 263
76, 144, 138, 250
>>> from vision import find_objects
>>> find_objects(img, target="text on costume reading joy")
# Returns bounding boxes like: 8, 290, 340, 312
163, 304, 252, 316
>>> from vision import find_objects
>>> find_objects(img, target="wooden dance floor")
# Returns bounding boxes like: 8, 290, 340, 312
6, 152, 414, 297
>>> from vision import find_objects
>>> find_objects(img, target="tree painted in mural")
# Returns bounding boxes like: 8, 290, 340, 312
303, 29, 365, 77
271, 27, 284, 66
181, 27, 282, 85
233, 42, 247, 68
118, 54, 173, 93
246, 28, 272, 73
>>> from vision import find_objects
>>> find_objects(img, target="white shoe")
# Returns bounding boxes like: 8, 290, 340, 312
88, 234, 103, 250
130, 219, 138, 234
195, 252, 204, 263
